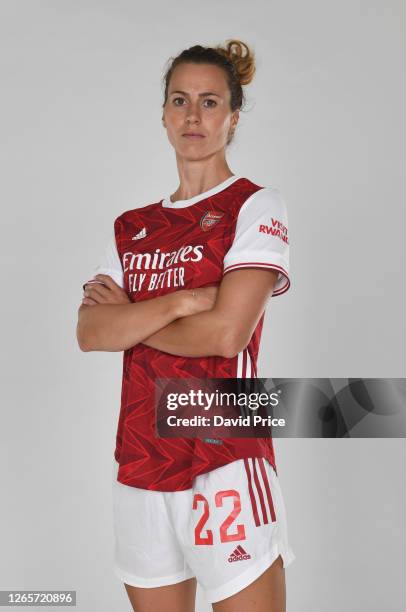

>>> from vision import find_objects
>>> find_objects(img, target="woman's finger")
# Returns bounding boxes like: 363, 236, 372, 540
84, 278, 131, 305
84, 283, 111, 302
93, 274, 119, 291
94, 275, 131, 303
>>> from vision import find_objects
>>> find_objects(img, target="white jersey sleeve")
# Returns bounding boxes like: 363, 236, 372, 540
223, 187, 290, 296
82, 228, 124, 291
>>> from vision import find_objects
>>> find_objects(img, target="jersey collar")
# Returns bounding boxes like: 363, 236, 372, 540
161, 174, 242, 209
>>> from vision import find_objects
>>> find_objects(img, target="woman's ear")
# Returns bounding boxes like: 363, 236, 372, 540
231, 109, 240, 131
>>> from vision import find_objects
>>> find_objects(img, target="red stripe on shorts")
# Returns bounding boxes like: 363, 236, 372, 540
244, 458, 260, 527
252, 458, 269, 524
259, 458, 276, 522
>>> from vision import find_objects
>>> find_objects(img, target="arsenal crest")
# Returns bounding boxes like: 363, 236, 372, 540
200, 211, 224, 232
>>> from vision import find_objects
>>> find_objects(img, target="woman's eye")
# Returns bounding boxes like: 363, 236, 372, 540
171, 97, 217, 108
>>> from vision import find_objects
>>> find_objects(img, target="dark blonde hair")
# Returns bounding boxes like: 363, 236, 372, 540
162, 40, 256, 144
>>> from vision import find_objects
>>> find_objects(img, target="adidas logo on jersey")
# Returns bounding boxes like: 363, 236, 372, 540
132, 227, 147, 241
228, 545, 251, 563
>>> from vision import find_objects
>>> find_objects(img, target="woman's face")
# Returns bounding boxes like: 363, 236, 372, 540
162, 62, 239, 161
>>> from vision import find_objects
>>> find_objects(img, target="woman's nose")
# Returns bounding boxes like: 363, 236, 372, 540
185, 102, 201, 123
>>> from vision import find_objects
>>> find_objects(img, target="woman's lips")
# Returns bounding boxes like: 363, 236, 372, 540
182, 133, 205, 139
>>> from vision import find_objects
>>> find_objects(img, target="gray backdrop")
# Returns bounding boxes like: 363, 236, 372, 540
1, 1, 405, 610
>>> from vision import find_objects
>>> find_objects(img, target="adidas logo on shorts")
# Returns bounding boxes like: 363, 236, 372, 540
228, 545, 251, 563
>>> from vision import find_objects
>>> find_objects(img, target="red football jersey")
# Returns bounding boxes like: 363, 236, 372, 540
83, 175, 290, 491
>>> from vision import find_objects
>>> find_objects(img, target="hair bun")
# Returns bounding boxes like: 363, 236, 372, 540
215, 39, 255, 86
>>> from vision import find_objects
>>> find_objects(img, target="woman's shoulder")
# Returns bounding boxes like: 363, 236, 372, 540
114, 199, 162, 224
238, 179, 286, 216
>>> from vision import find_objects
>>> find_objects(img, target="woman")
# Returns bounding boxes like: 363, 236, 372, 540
77, 40, 295, 612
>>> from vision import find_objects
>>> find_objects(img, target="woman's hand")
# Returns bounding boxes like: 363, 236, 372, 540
179, 286, 219, 317
82, 274, 131, 305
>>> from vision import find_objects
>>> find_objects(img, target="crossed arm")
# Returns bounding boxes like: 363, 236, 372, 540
77, 268, 278, 357
142, 269, 278, 357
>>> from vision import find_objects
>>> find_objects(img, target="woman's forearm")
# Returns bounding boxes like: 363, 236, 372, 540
142, 309, 237, 358
141, 269, 275, 358
77, 293, 183, 352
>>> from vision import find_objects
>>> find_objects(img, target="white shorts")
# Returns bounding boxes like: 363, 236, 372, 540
112, 457, 296, 604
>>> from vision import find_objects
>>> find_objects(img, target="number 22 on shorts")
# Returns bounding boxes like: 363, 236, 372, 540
193, 489, 246, 545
